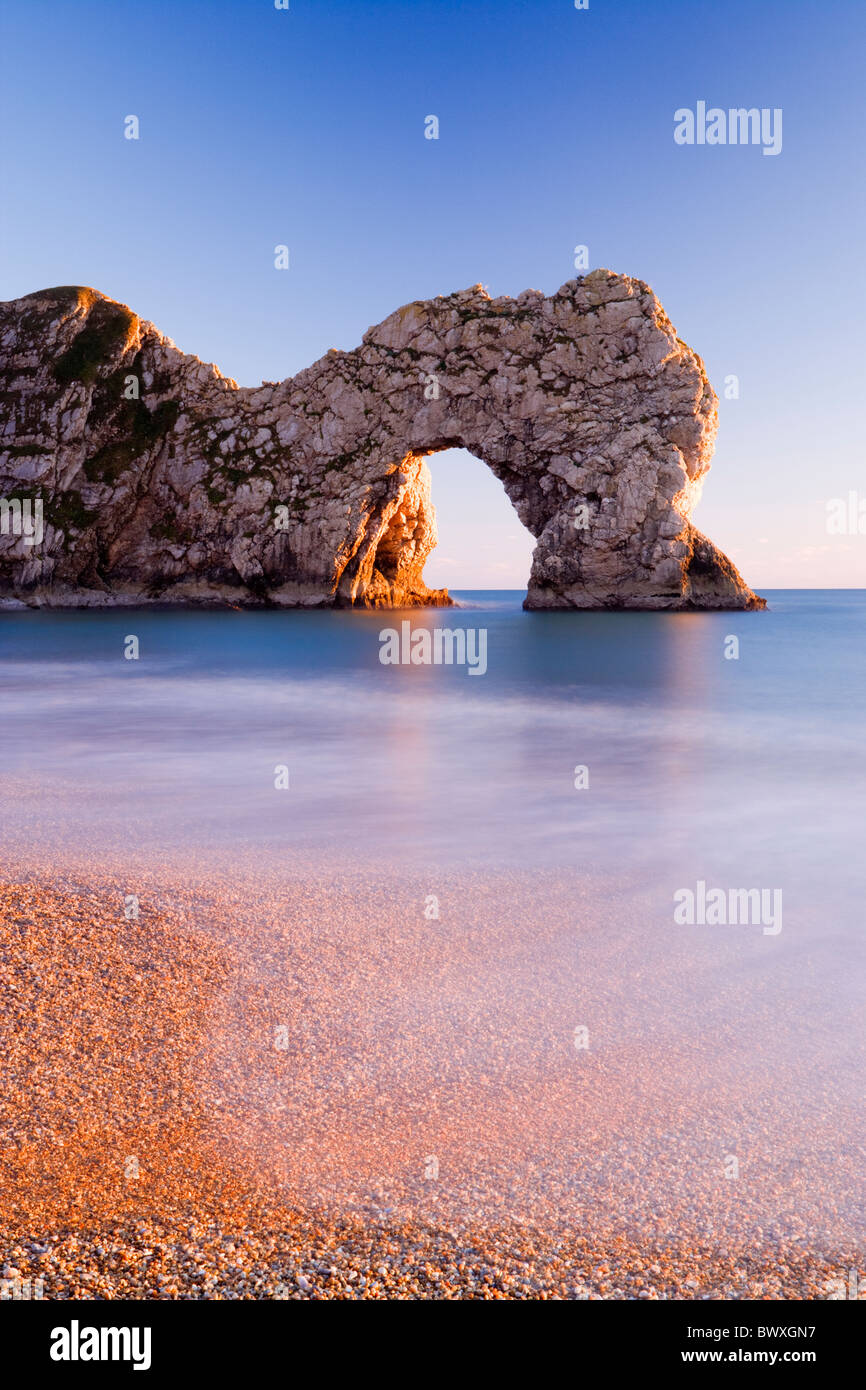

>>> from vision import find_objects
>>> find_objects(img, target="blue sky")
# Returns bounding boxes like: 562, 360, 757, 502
1, 0, 863, 587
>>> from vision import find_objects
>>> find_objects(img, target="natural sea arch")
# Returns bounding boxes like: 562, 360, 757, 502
340, 432, 542, 609
0, 274, 763, 610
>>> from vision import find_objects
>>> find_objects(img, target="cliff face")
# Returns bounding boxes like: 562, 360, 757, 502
0, 272, 763, 610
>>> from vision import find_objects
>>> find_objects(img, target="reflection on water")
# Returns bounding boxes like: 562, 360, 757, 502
0, 592, 863, 892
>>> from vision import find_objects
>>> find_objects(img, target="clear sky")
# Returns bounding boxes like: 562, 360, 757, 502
1, 0, 863, 588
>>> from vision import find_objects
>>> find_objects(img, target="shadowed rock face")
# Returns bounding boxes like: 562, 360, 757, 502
0, 272, 763, 610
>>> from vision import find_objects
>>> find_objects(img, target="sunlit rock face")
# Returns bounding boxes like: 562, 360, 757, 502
0, 273, 763, 609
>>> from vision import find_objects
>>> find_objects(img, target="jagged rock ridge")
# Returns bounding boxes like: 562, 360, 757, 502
0, 272, 763, 610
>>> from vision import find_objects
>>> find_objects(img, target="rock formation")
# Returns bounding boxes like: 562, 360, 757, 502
0, 272, 763, 610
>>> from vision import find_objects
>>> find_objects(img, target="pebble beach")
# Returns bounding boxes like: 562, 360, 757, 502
2, 864, 861, 1301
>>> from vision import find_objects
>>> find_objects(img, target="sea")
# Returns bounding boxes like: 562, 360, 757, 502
0, 590, 863, 882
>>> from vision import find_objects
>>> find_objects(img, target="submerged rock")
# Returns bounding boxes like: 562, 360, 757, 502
0, 274, 763, 610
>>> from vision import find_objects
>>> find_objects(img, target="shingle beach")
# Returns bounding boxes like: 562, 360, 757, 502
2, 865, 860, 1300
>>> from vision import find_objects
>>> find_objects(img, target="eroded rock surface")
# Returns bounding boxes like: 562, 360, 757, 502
0, 273, 763, 609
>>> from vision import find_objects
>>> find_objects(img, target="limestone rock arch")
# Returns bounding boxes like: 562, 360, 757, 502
0, 272, 763, 610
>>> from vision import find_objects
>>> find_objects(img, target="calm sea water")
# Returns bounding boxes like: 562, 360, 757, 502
0, 590, 864, 887
2, 590, 864, 1243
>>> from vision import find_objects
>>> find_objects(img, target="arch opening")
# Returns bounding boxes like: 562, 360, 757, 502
421, 448, 535, 595
358, 445, 536, 609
